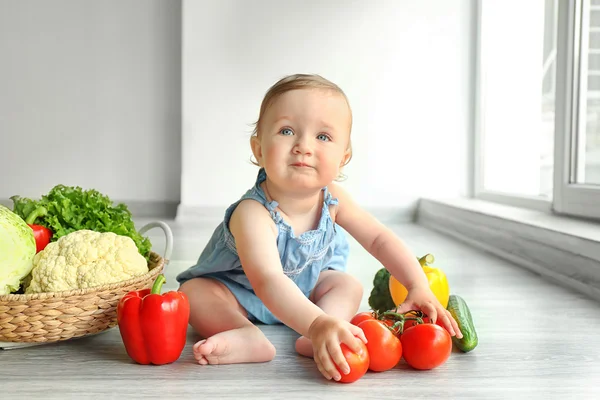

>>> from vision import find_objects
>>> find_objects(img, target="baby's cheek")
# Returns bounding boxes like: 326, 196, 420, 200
265, 146, 286, 162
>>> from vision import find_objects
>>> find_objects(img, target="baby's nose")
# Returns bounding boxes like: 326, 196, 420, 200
294, 137, 313, 154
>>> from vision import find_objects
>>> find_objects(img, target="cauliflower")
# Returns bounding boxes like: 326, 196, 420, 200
25, 230, 149, 294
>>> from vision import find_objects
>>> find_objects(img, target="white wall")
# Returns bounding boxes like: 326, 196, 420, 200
181, 0, 475, 216
0, 0, 181, 214
0, 1, 475, 220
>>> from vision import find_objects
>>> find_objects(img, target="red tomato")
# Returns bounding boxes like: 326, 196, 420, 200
400, 323, 452, 370
357, 319, 402, 372
350, 311, 375, 326
335, 342, 370, 383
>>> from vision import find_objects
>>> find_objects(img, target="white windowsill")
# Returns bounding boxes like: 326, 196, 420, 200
416, 197, 600, 302
423, 197, 600, 242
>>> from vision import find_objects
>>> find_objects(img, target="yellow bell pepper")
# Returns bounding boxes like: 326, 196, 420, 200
388, 253, 450, 308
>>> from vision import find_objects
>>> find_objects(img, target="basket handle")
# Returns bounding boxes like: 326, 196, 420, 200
139, 221, 174, 265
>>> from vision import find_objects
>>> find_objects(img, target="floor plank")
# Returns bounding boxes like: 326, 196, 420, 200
2, 221, 600, 399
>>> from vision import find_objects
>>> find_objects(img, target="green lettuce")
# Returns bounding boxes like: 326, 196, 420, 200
10, 185, 151, 259
0, 205, 36, 294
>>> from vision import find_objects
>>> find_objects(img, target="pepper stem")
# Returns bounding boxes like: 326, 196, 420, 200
418, 253, 435, 266
151, 274, 167, 295
25, 206, 48, 225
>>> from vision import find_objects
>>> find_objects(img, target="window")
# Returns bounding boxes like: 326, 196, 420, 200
476, 0, 600, 219
554, 0, 600, 218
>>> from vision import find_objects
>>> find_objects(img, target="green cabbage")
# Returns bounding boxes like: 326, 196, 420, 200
0, 204, 36, 295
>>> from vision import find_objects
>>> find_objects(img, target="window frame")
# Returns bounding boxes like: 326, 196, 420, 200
474, 0, 600, 220
553, 0, 600, 219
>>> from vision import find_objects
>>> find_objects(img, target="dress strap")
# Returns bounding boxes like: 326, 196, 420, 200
323, 186, 339, 207
241, 168, 283, 224
321, 186, 339, 224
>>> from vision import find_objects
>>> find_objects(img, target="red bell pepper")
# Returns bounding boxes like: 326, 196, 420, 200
117, 274, 190, 365
24, 206, 52, 253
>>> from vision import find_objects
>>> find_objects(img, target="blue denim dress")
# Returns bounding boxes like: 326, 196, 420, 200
176, 168, 350, 324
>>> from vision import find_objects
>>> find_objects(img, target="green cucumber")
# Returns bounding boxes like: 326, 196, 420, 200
447, 294, 478, 352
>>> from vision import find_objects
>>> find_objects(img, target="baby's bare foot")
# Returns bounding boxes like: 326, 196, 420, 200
295, 336, 314, 358
193, 326, 276, 365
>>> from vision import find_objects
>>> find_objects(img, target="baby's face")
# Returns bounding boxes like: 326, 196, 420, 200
252, 88, 352, 192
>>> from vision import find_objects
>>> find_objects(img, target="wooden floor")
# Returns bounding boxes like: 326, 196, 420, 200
2, 219, 600, 399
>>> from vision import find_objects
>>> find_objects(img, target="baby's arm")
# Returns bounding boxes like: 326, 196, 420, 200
329, 184, 462, 338
229, 199, 324, 334
229, 200, 366, 379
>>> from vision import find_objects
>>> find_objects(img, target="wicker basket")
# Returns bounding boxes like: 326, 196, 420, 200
0, 221, 173, 347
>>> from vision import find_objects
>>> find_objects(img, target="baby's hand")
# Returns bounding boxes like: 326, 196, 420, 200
395, 286, 463, 338
307, 314, 367, 381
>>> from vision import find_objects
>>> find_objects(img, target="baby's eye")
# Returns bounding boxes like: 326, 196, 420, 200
280, 128, 293, 136
317, 133, 331, 142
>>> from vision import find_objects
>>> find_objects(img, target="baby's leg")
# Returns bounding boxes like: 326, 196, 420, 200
295, 270, 363, 357
179, 277, 276, 365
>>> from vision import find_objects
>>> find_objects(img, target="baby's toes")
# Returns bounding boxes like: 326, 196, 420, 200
196, 355, 209, 365
194, 338, 218, 358
193, 341, 209, 365
193, 339, 206, 354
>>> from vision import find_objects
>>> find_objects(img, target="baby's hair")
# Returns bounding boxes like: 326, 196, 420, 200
249, 73, 353, 181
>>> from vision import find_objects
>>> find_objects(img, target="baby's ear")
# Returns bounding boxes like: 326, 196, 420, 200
340, 149, 351, 167
250, 135, 263, 165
